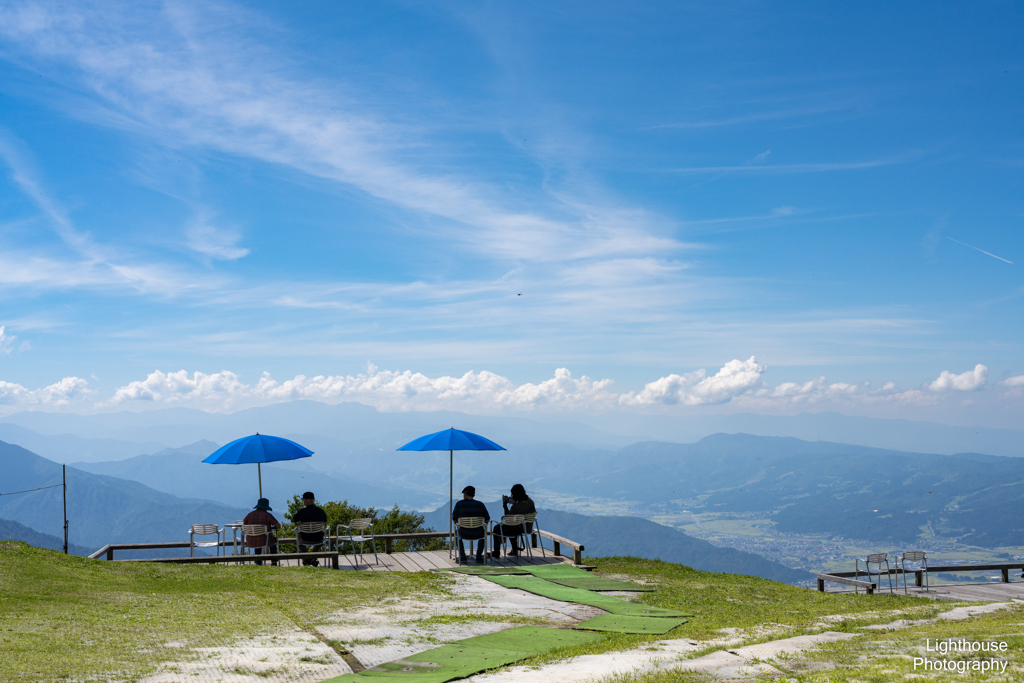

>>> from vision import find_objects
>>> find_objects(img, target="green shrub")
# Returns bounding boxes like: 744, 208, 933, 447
279, 497, 445, 553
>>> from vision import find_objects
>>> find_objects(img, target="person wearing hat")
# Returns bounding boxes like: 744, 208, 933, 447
243, 498, 281, 566
292, 491, 328, 566
451, 486, 490, 563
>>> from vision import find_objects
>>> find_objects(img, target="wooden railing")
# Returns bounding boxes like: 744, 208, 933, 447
817, 562, 1024, 593
536, 529, 585, 565
89, 529, 588, 565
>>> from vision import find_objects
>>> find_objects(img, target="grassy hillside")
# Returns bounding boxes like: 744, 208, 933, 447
0, 517, 94, 556
0, 542, 938, 682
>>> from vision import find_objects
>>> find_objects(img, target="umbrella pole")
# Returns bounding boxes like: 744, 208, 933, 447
258, 463, 263, 498
449, 449, 453, 558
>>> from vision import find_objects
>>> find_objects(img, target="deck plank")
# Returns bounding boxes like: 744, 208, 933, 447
390, 552, 426, 573
422, 550, 456, 568
402, 552, 438, 572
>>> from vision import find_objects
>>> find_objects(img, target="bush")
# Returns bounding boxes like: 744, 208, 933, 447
279, 496, 445, 553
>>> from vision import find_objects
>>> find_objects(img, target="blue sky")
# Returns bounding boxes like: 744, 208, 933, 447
0, 1, 1022, 425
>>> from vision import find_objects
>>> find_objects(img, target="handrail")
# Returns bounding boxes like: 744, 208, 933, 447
817, 561, 1024, 593
817, 573, 877, 594
535, 529, 585, 565
89, 529, 589, 565
120, 551, 339, 568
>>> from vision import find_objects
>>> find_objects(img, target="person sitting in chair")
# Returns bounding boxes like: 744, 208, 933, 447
451, 485, 490, 564
243, 498, 281, 566
292, 491, 328, 567
491, 484, 536, 557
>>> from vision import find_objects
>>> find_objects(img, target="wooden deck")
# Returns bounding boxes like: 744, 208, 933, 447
821, 580, 1024, 601
268, 549, 578, 571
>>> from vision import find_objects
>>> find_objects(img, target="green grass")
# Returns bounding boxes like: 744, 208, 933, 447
606, 602, 1024, 682
520, 556, 944, 666
0, 543, 962, 682
0, 542, 452, 682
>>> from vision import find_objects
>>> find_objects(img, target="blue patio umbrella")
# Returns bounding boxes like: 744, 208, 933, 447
398, 427, 505, 552
203, 433, 313, 498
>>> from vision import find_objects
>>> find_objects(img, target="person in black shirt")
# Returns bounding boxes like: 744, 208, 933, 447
451, 485, 490, 563
292, 491, 328, 566
492, 483, 536, 557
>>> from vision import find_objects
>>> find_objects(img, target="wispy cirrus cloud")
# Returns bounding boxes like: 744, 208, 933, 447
666, 157, 906, 175
0, 126, 214, 296
0, 1, 686, 266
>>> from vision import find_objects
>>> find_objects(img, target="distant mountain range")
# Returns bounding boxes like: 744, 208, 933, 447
73, 441, 439, 511
3, 402, 1023, 461
583, 434, 1024, 547
0, 517, 94, 556
0, 440, 247, 549
420, 503, 812, 584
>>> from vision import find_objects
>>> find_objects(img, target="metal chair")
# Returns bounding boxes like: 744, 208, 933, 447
896, 551, 929, 593
523, 512, 545, 558
189, 524, 223, 558
296, 522, 328, 552
855, 553, 894, 593
241, 524, 273, 564
339, 518, 378, 565
495, 514, 526, 559
454, 517, 490, 565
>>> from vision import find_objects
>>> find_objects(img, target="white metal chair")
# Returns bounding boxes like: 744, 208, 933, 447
523, 512, 545, 558
189, 524, 223, 558
241, 524, 274, 564
296, 522, 328, 552
855, 553, 894, 593
495, 514, 526, 559
295, 522, 328, 567
339, 518, 378, 565
454, 517, 490, 565
896, 551, 929, 593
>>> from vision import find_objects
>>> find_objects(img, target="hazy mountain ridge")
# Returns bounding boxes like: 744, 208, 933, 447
73, 441, 439, 511
0, 440, 248, 548
0, 518, 95, 556
599, 435, 1024, 546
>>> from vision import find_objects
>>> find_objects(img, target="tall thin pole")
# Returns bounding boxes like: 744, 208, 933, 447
258, 463, 263, 498
62, 464, 68, 554
448, 449, 453, 557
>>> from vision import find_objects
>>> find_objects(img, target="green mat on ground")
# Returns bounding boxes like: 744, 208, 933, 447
548, 577, 654, 591
431, 566, 530, 576
480, 575, 691, 618
520, 564, 653, 590
574, 614, 688, 635
519, 564, 595, 579
324, 626, 603, 682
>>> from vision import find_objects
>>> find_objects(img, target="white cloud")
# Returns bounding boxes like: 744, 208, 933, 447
0, 2, 687, 265
0, 326, 14, 356
186, 218, 249, 260
103, 369, 249, 408
67, 359, 1024, 414
999, 375, 1024, 388
769, 377, 859, 403
104, 365, 618, 412
928, 364, 988, 392
619, 357, 765, 406
0, 376, 91, 406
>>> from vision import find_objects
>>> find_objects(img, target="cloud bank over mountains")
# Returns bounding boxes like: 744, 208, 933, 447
1, 359, 1018, 416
